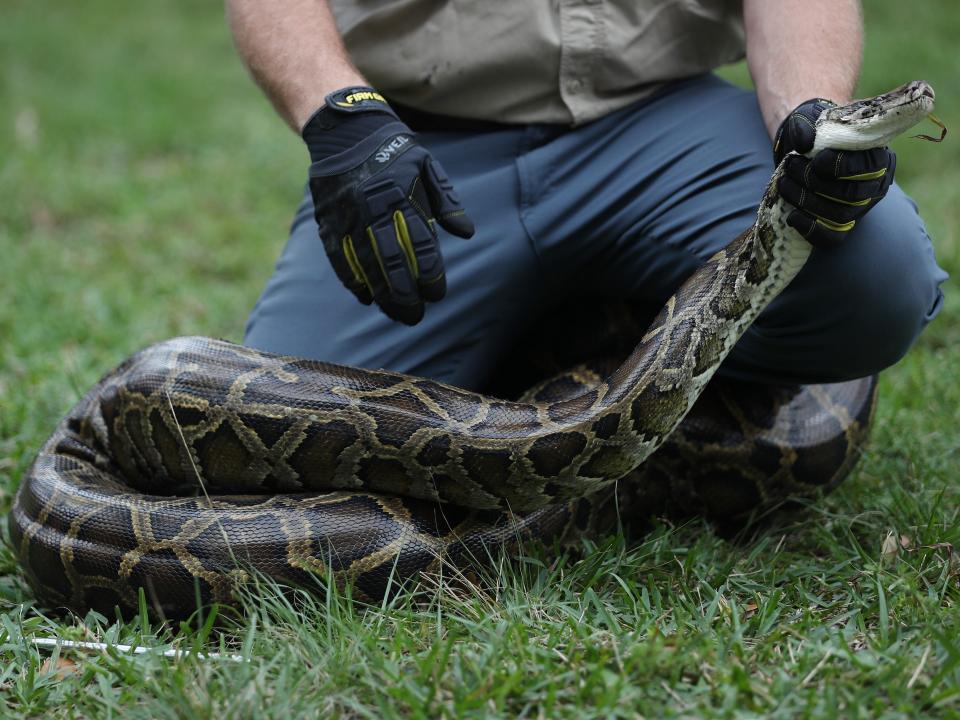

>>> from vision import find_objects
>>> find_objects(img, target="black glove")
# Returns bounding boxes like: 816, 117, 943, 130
302, 87, 474, 325
774, 98, 896, 247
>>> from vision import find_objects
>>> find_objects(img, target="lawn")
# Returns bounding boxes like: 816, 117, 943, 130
1, 1, 958, 717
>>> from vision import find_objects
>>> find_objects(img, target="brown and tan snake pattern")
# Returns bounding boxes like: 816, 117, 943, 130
8, 83, 934, 617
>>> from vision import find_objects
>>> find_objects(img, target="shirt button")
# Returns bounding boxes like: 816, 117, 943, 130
567, 77, 583, 91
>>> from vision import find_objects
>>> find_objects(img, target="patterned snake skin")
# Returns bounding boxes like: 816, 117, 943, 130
9, 83, 935, 616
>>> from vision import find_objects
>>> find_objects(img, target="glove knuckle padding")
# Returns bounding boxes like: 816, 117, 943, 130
425, 158, 460, 209
399, 209, 446, 301
368, 223, 417, 302
423, 158, 475, 238
362, 178, 406, 216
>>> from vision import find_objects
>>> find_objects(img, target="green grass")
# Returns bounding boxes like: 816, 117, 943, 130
1, 0, 958, 717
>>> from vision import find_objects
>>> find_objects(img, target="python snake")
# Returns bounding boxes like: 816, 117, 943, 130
9, 82, 936, 616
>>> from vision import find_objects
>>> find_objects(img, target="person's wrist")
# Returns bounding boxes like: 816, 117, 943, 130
301, 86, 402, 162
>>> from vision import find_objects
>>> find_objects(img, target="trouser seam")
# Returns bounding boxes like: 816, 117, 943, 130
516, 154, 548, 277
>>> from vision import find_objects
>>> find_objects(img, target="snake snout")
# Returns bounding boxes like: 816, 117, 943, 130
901, 81, 935, 114
908, 80, 935, 102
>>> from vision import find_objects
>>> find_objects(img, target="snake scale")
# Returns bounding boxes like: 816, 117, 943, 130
9, 82, 936, 616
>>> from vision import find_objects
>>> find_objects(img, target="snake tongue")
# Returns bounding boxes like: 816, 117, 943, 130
913, 113, 947, 143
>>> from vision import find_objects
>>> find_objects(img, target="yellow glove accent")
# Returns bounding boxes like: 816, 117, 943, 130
393, 210, 419, 280
814, 192, 873, 207
837, 167, 887, 181
367, 227, 392, 293
341, 235, 371, 291
814, 216, 857, 233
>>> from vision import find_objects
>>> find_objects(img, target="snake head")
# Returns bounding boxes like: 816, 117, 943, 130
811, 80, 936, 154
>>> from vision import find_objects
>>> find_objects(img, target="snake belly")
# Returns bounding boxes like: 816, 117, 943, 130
8, 82, 935, 616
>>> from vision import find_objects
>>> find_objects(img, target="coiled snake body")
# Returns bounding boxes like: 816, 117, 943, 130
10, 83, 936, 616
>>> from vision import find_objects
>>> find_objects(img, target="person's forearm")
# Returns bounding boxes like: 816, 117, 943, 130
744, 0, 863, 138
226, 0, 367, 132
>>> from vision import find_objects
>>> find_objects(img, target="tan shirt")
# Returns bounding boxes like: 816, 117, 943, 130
330, 0, 746, 126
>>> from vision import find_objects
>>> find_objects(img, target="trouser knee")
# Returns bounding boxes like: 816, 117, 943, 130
830, 251, 943, 376
816, 188, 945, 377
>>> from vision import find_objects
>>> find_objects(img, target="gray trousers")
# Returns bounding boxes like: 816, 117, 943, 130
245, 74, 947, 392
